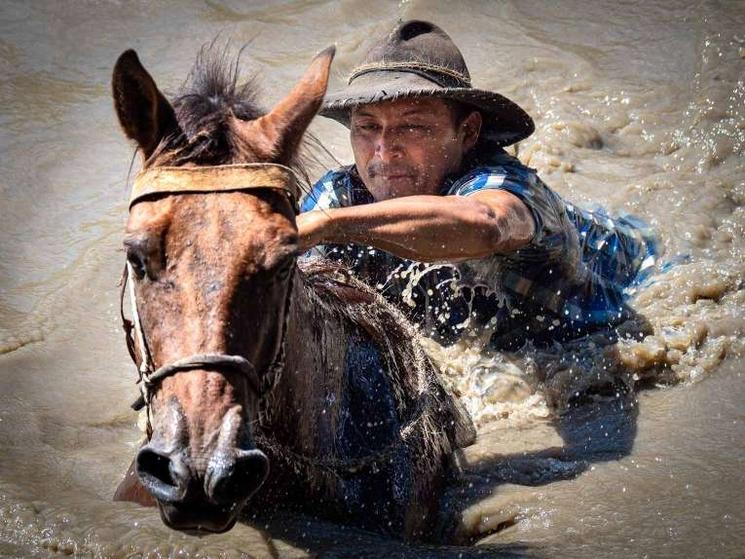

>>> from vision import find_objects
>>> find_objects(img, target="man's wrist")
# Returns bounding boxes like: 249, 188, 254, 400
297, 210, 338, 250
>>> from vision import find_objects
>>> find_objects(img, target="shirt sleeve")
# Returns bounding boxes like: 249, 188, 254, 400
300, 169, 351, 213
449, 165, 548, 246
299, 169, 354, 260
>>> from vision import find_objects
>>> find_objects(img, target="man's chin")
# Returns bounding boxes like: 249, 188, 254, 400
369, 176, 422, 199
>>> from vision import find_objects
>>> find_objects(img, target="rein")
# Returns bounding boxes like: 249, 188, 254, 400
121, 162, 298, 436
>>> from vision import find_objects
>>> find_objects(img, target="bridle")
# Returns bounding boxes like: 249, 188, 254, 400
120, 163, 300, 437
119, 162, 434, 475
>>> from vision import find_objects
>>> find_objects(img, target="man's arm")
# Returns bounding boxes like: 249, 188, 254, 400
297, 190, 535, 262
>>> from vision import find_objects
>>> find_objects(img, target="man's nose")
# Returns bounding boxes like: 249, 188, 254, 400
374, 128, 403, 161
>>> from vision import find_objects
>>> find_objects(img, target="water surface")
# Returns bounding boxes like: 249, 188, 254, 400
1, 1, 743, 557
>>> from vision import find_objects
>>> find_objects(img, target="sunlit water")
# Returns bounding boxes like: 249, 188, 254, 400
1, 1, 743, 557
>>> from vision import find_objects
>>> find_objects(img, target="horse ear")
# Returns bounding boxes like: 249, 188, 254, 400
112, 50, 179, 160
234, 46, 335, 163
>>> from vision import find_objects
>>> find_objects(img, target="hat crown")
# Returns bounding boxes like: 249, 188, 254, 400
352, 20, 471, 88
323, 19, 535, 147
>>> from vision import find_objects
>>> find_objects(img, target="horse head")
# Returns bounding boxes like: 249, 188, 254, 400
112, 46, 333, 532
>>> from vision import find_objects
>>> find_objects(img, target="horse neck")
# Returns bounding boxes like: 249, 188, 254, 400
260, 267, 350, 453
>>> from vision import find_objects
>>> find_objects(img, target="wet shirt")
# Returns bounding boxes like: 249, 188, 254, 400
300, 149, 657, 349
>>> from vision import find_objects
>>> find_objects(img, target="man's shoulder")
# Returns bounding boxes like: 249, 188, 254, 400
448, 148, 539, 196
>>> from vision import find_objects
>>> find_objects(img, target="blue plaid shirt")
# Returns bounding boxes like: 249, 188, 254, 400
300, 149, 657, 349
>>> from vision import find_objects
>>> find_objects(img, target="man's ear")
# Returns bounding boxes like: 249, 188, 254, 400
231, 46, 335, 164
461, 110, 482, 152
112, 50, 180, 161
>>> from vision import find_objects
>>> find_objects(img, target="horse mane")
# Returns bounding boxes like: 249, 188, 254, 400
298, 258, 476, 449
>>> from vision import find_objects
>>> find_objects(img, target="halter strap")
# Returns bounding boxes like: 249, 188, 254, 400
130, 354, 262, 412
130, 163, 300, 209
121, 262, 292, 425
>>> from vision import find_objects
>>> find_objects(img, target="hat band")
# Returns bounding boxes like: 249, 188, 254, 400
348, 61, 471, 89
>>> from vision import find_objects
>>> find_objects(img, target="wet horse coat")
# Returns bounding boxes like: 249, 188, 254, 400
111, 45, 475, 537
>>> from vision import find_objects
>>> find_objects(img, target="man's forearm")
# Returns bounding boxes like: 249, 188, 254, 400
299, 192, 534, 262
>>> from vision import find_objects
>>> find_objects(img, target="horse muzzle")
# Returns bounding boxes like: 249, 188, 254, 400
135, 403, 270, 533
136, 442, 269, 532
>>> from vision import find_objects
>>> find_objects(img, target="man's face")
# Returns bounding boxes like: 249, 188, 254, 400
350, 97, 480, 200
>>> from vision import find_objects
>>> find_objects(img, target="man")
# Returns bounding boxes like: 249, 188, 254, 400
298, 20, 656, 349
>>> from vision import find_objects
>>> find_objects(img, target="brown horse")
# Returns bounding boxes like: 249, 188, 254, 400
111, 45, 475, 538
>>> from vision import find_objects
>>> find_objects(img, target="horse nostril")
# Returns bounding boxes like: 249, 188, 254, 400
207, 449, 269, 505
136, 445, 187, 503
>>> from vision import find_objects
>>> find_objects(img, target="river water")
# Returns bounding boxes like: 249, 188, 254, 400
1, 1, 743, 557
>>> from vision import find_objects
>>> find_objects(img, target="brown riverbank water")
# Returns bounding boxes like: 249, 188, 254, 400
1, 1, 743, 557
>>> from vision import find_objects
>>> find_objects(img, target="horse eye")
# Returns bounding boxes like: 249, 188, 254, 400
126, 247, 147, 280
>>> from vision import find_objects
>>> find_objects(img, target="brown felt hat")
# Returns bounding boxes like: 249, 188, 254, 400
321, 20, 534, 147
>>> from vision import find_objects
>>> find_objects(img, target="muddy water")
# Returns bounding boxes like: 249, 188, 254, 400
1, 0, 743, 557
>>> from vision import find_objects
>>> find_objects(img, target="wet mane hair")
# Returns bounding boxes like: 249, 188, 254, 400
150, 45, 265, 167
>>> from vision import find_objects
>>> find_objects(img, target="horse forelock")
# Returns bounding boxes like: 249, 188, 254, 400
144, 43, 323, 198
144, 45, 263, 168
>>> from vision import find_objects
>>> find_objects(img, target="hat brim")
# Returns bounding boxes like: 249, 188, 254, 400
320, 71, 534, 147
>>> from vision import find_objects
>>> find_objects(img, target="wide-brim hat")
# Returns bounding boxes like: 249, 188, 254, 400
321, 20, 534, 147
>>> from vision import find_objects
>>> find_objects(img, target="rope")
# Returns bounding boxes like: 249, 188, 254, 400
130, 354, 263, 412
130, 162, 306, 212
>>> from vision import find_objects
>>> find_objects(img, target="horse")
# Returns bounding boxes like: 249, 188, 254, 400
110, 44, 475, 538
